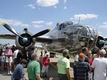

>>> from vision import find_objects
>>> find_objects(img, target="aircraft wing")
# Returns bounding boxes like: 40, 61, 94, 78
0, 34, 16, 39
36, 37, 66, 43
36, 37, 53, 43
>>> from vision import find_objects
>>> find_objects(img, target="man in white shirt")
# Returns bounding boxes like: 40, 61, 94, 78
91, 49, 107, 80
13, 48, 19, 66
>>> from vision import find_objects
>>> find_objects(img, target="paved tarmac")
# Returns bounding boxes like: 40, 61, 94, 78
0, 68, 28, 80
0, 67, 74, 80
0, 58, 74, 80
0, 71, 11, 80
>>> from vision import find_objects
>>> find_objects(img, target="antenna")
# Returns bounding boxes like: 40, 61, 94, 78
77, 17, 81, 24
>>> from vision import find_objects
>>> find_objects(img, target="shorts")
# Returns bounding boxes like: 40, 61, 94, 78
5, 56, 13, 63
42, 65, 49, 73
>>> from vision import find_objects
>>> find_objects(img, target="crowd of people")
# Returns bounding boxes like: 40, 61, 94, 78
0, 45, 50, 80
0, 44, 107, 80
0, 45, 15, 75
73, 47, 107, 80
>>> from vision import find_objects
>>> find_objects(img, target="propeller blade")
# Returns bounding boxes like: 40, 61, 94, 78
2, 24, 24, 39
32, 29, 50, 38
2, 24, 18, 35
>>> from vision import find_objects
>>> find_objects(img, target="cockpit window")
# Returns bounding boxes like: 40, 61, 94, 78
57, 21, 73, 30
58, 23, 65, 30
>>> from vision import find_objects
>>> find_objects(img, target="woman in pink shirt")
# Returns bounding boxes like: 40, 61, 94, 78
5, 46, 13, 75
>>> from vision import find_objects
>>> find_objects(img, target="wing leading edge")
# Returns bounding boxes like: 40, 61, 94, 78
0, 34, 65, 43
36, 37, 66, 43
0, 34, 16, 39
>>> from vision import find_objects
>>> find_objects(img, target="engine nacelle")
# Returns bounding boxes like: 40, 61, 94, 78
16, 32, 33, 49
96, 36, 105, 49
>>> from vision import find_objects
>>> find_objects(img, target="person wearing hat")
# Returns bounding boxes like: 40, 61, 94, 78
73, 53, 90, 80
91, 49, 107, 80
57, 49, 71, 80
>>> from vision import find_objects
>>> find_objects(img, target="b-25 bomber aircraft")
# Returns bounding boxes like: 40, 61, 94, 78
0, 21, 105, 54
47, 21, 105, 51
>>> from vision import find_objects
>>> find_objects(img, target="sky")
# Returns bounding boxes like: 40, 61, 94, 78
0, 0, 107, 45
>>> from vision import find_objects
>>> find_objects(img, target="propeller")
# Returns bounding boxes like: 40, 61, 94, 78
2, 23, 51, 43
2, 23, 51, 47
2, 23, 24, 39
32, 29, 50, 38
2, 24, 18, 36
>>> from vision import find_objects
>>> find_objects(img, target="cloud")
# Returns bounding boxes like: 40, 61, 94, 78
0, 18, 53, 29
32, 20, 53, 28
99, 22, 107, 29
70, 14, 98, 21
28, 4, 36, 9
53, 5, 57, 8
28, 0, 69, 9
98, 31, 104, 36
36, 0, 59, 7
96, 21, 107, 37
32, 20, 44, 24
97, 30, 107, 37
45, 21, 53, 26
0, 18, 29, 28
64, 0, 67, 4
64, 6, 67, 9
102, 22, 107, 25
32, 20, 44, 28
63, 0, 68, 10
